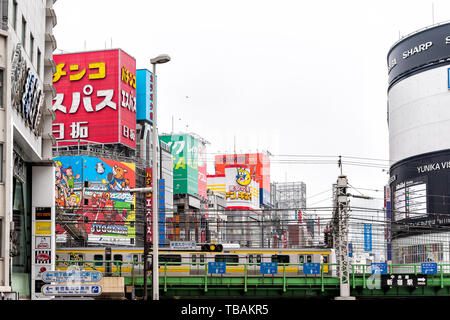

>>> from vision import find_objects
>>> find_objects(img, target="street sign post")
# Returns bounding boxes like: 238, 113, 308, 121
41, 284, 102, 296
421, 262, 438, 274
208, 262, 226, 274
371, 263, 388, 274
303, 263, 321, 275
42, 270, 103, 283
260, 262, 278, 274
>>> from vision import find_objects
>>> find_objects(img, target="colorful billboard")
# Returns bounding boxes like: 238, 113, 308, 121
54, 156, 136, 245
136, 69, 155, 123
215, 153, 270, 205
224, 165, 259, 210
52, 49, 137, 149
160, 134, 199, 196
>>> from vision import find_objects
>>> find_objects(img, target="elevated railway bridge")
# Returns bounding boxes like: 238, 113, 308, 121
55, 260, 450, 299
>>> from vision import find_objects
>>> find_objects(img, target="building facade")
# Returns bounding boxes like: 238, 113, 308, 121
0, 0, 57, 300
387, 22, 450, 264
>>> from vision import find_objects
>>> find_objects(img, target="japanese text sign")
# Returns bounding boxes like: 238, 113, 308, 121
52, 49, 136, 149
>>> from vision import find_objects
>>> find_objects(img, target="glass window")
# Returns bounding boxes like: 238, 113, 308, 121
256, 255, 261, 263
271, 255, 289, 263
248, 255, 253, 263
37, 49, 41, 77
199, 255, 205, 263
192, 255, 196, 263
21, 17, 26, 47
307, 255, 312, 263
94, 254, 103, 266
299, 255, 304, 264
113, 254, 123, 262
30, 33, 34, 63
132, 255, 139, 263
159, 255, 182, 263
215, 255, 239, 263
12, 1, 17, 31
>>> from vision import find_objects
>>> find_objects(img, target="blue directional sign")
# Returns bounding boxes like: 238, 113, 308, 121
421, 262, 437, 274
371, 263, 388, 274
42, 270, 103, 283
260, 262, 278, 274
208, 262, 226, 274
303, 263, 321, 275
364, 224, 372, 252
41, 284, 102, 296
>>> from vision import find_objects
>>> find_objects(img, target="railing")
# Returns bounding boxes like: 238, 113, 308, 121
55, 260, 450, 293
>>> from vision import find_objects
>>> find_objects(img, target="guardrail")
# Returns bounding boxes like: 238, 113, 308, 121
55, 260, 450, 294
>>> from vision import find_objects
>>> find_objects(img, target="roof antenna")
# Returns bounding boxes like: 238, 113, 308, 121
432, 2, 435, 25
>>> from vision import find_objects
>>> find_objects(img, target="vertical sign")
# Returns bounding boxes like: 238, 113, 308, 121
385, 185, 392, 261
348, 242, 353, 258
146, 168, 152, 243
159, 179, 165, 245
364, 223, 372, 252
52, 49, 136, 149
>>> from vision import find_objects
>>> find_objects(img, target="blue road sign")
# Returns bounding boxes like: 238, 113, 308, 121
208, 262, 226, 274
421, 262, 437, 274
260, 262, 278, 274
42, 270, 103, 283
303, 263, 321, 275
371, 263, 388, 274
41, 284, 102, 296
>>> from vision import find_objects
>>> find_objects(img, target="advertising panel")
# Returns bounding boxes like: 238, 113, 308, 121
224, 165, 259, 210
54, 156, 136, 245
390, 149, 450, 238
387, 22, 450, 87
159, 179, 166, 245
52, 49, 136, 149
215, 153, 270, 205
136, 69, 155, 123
146, 168, 152, 243
160, 134, 199, 196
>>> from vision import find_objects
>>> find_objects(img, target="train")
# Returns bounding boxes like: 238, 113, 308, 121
55, 244, 337, 277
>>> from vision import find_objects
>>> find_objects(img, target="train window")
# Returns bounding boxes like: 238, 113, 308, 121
159, 255, 182, 264
323, 255, 328, 264
94, 254, 104, 266
133, 255, 139, 263
192, 255, 197, 263
215, 255, 239, 263
299, 255, 305, 264
200, 255, 205, 263
256, 255, 261, 263
271, 255, 289, 263
307, 255, 312, 263
249, 255, 254, 263
114, 254, 123, 262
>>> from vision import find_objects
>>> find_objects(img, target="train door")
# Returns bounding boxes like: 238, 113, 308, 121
322, 255, 329, 273
105, 247, 112, 276
247, 254, 261, 275
190, 253, 206, 275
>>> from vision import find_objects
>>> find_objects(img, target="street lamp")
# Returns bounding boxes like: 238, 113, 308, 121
147, 54, 170, 301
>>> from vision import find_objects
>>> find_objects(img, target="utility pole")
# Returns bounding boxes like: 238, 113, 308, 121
333, 175, 355, 300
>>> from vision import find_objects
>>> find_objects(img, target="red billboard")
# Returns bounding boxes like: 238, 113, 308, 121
214, 153, 270, 192
52, 49, 136, 149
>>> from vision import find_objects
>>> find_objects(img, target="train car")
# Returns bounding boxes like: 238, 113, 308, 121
55, 245, 337, 278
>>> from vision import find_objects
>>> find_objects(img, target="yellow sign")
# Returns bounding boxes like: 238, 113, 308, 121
236, 168, 251, 186
36, 222, 52, 235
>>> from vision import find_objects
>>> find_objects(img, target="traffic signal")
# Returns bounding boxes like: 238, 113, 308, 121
201, 243, 223, 252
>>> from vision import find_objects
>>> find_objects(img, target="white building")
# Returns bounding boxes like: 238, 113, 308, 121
0, 0, 57, 300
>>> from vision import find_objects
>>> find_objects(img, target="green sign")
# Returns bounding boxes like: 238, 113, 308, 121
160, 134, 199, 196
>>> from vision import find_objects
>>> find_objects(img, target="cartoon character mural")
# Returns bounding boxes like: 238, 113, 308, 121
54, 156, 136, 245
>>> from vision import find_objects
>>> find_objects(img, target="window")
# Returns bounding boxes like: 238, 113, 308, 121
248, 255, 254, 263
0, 144, 3, 182
30, 33, 34, 63
299, 255, 304, 264
215, 255, 239, 263
113, 254, 123, 262
256, 255, 261, 263
306, 255, 312, 263
159, 255, 182, 264
37, 49, 41, 77
21, 17, 26, 47
132, 254, 139, 263
12, 1, 17, 31
271, 255, 290, 263
199, 255, 205, 263
94, 254, 103, 266
192, 255, 196, 263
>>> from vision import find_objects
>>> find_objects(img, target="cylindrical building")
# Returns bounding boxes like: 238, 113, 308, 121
387, 21, 450, 264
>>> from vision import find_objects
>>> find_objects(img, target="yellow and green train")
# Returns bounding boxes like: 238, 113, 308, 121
56, 246, 337, 277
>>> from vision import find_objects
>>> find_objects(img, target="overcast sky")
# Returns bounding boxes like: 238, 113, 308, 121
53, 0, 450, 209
